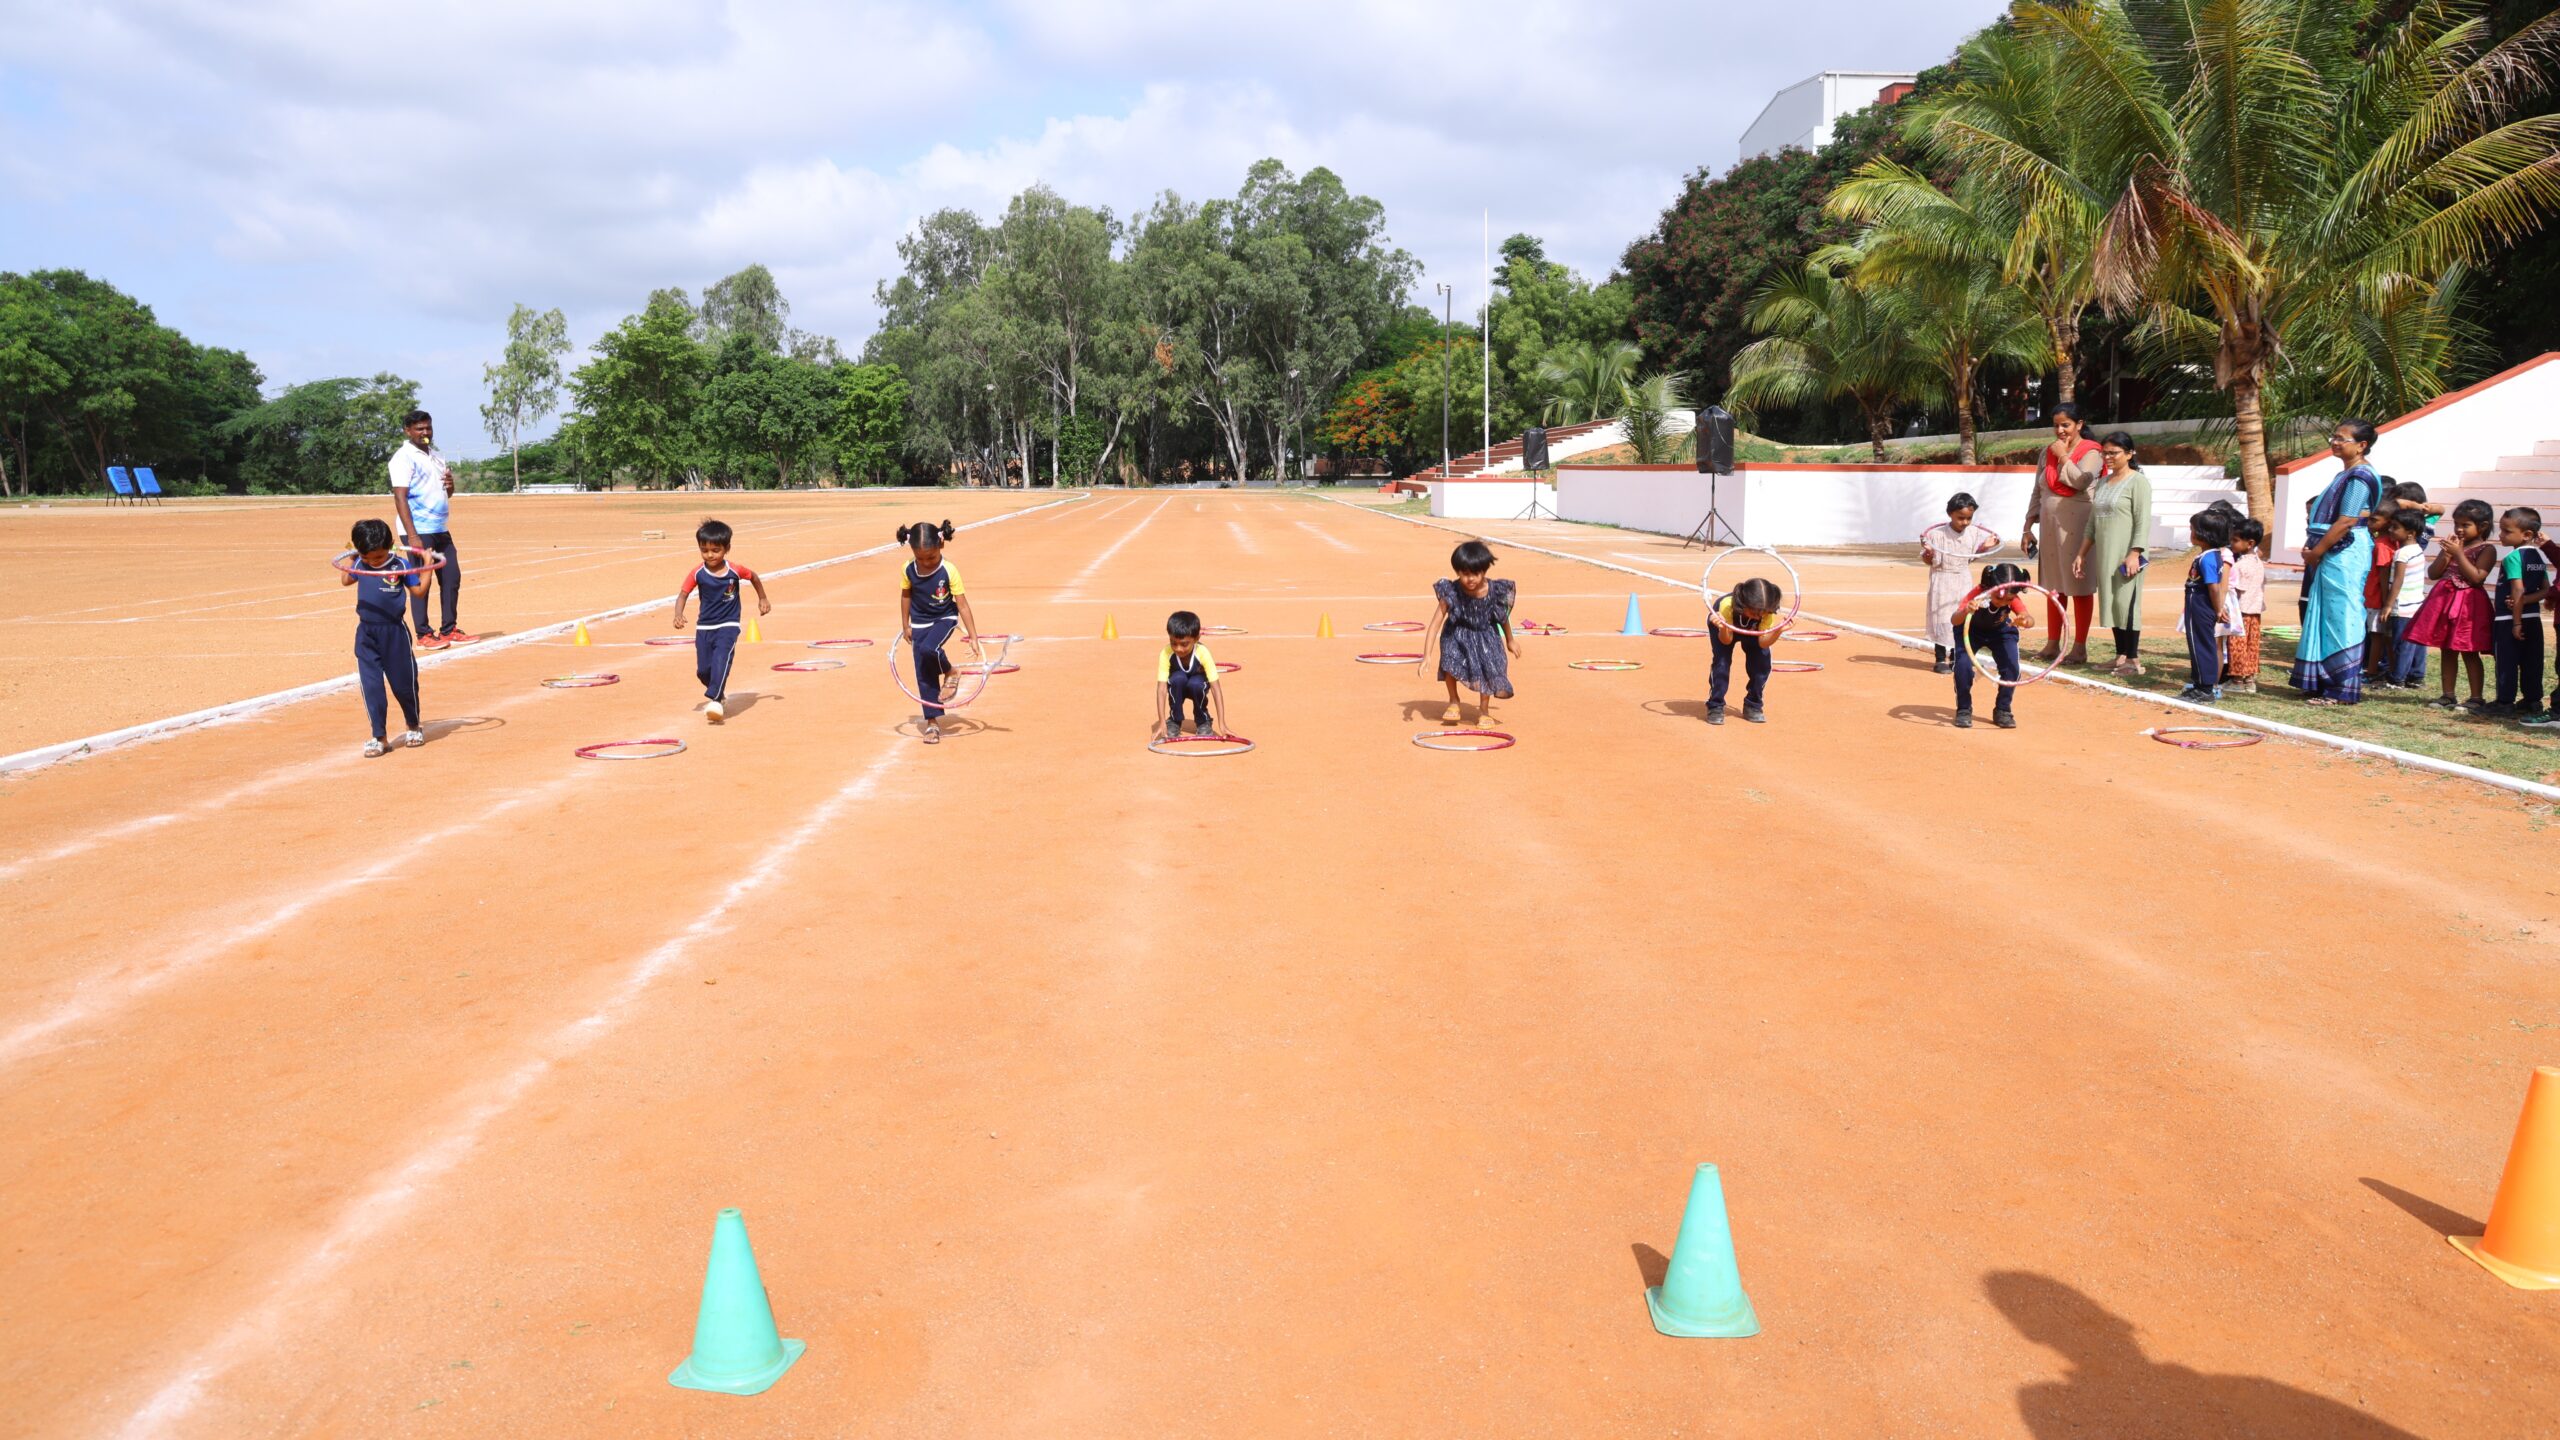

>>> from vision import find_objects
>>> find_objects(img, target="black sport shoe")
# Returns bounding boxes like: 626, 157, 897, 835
1952, 710, 1974, 729
1743, 705, 1767, 724
1705, 707, 1725, 726
1994, 710, 2017, 729
1933, 659, 1953, 674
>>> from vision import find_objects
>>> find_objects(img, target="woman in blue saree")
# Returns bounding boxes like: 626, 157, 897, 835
2290, 420, 2382, 705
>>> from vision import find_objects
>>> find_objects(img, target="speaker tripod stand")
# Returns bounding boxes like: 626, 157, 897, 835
1681, 471, 1740, 548
1512, 467, 1557, 521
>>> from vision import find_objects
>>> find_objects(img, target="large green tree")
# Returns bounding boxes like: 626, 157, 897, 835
568, 288, 709, 487
1728, 259, 1937, 459
481, 302, 570, 489
0, 270, 261, 494
1486, 233, 1635, 433
217, 373, 420, 493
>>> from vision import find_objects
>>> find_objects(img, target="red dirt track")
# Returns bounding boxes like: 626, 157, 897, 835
3, 490, 2557, 1438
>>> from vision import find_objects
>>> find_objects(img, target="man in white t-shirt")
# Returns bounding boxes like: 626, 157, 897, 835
388, 409, 469, 648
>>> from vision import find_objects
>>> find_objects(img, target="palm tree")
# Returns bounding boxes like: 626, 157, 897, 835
1981, 0, 2560, 517
1617, 370, 1689, 464
1532, 339, 1641, 425
1818, 235, 2050, 463
1727, 259, 1937, 461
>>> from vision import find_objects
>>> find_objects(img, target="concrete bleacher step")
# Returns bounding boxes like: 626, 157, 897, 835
2536, 440, 2560, 457
2493, 454, 2560, 473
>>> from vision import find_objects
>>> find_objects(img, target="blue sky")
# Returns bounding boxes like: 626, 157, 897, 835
0, 0, 1996, 456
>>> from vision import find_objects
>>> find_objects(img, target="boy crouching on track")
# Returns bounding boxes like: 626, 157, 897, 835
1157, 610, 1225, 740
343, 518, 427, 757
670, 518, 771, 724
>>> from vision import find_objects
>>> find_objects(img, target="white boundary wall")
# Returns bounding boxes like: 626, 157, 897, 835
2270, 355, 2560, 563
1557, 465, 2234, 548
1429, 478, 1558, 519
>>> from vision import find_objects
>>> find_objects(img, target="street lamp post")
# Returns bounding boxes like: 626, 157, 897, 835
1434, 281, 1452, 479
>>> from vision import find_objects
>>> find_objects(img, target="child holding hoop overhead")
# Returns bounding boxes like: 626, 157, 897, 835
1924, 492, 2001, 673
670, 518, 770, 725
1706, 577, 1789, 725
896, 519, 979, 744
1421, 540, 1519, 725
1157, 610, 1225, 740
340, 518, 428, 757
1950, 561, 2034, 730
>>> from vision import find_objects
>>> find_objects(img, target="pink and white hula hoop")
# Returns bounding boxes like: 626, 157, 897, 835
1356, 651, 1425, 664
807, 638, 874, 649
1950, 580, 2064, 688
541, 673, 620, 688
1149, 732, 1256, 757
332, 546, 448, 579
771, 659, 844, 672
2147, 726, 2264, 749
888, 632, 1010, 709
1699, 545, 1805, 636
1411, 728, 1516, 752
1364, 620, 1425, 632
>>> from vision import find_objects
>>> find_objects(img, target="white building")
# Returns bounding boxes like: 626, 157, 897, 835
1737, 71, 1919, 163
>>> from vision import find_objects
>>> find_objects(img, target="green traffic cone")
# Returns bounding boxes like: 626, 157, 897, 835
669, 1208, 806, 1394
1646, 1164, 1760, 1338
1621, 593, 1645, 636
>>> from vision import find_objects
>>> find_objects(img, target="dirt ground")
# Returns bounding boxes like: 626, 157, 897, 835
2, 490, 2556, 1438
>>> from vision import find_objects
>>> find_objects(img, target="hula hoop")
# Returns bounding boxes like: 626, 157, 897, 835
808, 638, 874, 650
575, 738, 686, 761
1699, 545, 1806, 636
645, 635, 692, 647
1215, 661, 1241, 674
332, 546, 447, 579
1412, 728, 1516, 752
1568, 659, 1644, 671
540, 673, 620, 689
1518, 620, 1565, 635
1648, 627, 1713, 638
1769, 660, 1825, 673
1365, 621, 1425, 632
1149, 733, 1256, 757
771, 659, 845, 672
1202, 624, 1246, 635
1921, 523, 2004, 553
888, 633, 1009, 709
1356, 651, 1425, 664
953, 660, 1020, 675
1948, 580, 2064, 689
2147, 726, 2265, 750
1779, 630, 1838, 643
973, 632, 1024, 645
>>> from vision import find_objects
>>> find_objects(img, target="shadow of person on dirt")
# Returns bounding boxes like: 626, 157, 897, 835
1887, 703, 1963, 726
1640, 698, 1711, 722
2359, 1177, 2484, 1237
420, 716, 504, 743
894, 716, 1000, 741
1849, 652, 1938, 672
1988, 1272, 2422, 1439
718, 691, 780, 718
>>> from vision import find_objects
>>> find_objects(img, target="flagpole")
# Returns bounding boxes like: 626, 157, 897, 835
1482, 209, 1492, 474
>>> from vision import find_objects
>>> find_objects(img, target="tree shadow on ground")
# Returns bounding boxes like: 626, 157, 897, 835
2359, 1178, 2484, 1238
1988, 1272, 2423, 1439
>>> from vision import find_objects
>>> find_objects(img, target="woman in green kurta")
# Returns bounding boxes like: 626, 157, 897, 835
2073, 433, 2152, 678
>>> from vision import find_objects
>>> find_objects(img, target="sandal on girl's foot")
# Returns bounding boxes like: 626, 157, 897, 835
1439, 703, 1464, 724
2428, 695, 2458, 710
362, 738, 387, 758
920, 720, 942, 745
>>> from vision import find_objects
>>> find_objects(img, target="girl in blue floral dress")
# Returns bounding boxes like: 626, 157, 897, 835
1421, 540, 1521, 724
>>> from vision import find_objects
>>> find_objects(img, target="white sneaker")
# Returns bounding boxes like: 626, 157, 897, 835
402, 729, 424, 748
363, 738, 387, 758
707, 699, 726, 724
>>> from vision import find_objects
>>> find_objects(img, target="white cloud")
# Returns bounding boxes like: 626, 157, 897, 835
0, 0, 1998, 453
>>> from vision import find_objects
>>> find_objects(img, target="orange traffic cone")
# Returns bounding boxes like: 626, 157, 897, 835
1316, 613, 1334, 639
2452, 1065, 2560, 1288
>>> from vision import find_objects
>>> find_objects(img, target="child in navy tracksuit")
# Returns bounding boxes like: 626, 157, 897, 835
669, 518, 771, 724
1951, 561, 2034, 729
896, 519, 980, 744
2180, 508, 2234, 702
1157, 610, 1225, 739
341, 518, 427, 757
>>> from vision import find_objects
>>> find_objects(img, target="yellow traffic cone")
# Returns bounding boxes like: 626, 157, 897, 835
1103, 614, 1119, 640
573, 620, 591, 647
1317, 613, 1334, 639
745, 615, 763, 644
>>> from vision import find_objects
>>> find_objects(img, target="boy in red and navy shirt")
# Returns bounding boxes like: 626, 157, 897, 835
669, 518, 771, 724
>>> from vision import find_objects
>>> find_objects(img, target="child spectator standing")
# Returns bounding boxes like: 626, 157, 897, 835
2492, 508, 2548, 718
669, 518, 771, 725
2532, 527, 2560, 728
2378, 508, 2434, 688
1923, 493, 2001, 674
2179, 510, 2234, 702
2226, 519, 2267, 694
2362, 508, 2401, 684
2406, 499, 2497, 712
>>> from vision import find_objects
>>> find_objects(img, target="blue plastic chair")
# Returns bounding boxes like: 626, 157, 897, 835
106, 466, 136, 505
134, 466, 165, 504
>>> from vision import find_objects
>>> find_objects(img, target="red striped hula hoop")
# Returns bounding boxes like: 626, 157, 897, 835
1215, 661, 1241, 674
1699, 544, 1805, 636
1518, 620, 1565, 634
888, 631, 1009, 708
808, 638, 874, 649
644, 635, 692, 647
1950, 580, 2063, 689
1567, 658, 1644, 671
771, 659, 844, 672
575, 738, 686, 760
1148, 732, 1256, 757
332, 546, 447, 578
1411, 728, 1516, 752
1648, 627, 1713, 638
1364, 620, 1425, 632
1356, 651, 1425, 664
541, 673, 620, 688
1202, 624, 1246, 635
2147, 726, 2264, 749
1779, 630, 1838, 642
1769, 659, 1825, 672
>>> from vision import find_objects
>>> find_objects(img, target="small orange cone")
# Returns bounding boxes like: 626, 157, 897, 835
1317, 613, 1334, 639
1102, 614, 1119, 640
2452, 1065, 2560, 1288
573, 620, 591, 647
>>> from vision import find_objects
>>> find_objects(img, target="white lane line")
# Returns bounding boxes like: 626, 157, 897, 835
1228, 520, 1259, 556
0, 775, 586, 1071
0, 754, 347, 885
110, 747, 904, 1440
1294, 518, 1356, 553
1059, 500, 1167, 599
